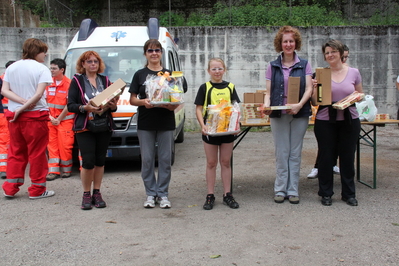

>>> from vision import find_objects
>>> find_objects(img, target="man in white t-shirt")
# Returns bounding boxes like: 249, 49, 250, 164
1, 38, 55, 200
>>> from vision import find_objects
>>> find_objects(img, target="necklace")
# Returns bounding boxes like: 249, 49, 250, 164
90, 83, 99, 96
85, 75, 101, 97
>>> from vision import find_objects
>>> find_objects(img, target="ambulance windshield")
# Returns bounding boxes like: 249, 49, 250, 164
64, 47, 147, 84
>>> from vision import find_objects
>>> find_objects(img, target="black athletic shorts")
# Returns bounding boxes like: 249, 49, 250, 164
202, 134, 235, 145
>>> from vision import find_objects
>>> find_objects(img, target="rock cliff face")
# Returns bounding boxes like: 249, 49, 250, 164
0, 0, 40, 27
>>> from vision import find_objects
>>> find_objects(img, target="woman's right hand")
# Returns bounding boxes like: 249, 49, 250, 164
143, 99, 154, 109
84, 103, 102, 114
201, 125, 209, 135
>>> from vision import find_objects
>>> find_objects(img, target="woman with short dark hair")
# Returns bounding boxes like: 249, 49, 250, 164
315, 39, 363, 207
1, 38, 54, 199
129, 39, 186, 209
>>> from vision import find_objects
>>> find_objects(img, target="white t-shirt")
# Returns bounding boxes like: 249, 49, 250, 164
4, 59, 52, 112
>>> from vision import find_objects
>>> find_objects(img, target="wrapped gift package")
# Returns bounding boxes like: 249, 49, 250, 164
332, 91, 365, 110
205, 100, 241, 136
375, 113, 390, 120
145, 71, 184, 105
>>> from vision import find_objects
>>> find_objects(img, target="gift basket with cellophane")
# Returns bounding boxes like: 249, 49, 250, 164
205, 99, 241, 136
145, 71, 184, 105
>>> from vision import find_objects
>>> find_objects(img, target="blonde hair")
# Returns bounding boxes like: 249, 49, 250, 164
207, 58, 226, 70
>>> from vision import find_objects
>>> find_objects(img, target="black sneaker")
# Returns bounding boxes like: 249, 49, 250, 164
81, 193, 92, 210
92, 192, 107, 208
203, 194, 215, 210
321, 196, 332, 206
223, 192, 239, 209
342, 197, 358, 206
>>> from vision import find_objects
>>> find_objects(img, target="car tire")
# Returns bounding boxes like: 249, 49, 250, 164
175, 127, 184, 143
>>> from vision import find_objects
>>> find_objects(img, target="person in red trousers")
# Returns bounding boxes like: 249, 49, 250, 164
1, 38, 55, 199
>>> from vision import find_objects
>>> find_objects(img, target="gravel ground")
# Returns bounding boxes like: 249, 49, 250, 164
1, 125, 399, 266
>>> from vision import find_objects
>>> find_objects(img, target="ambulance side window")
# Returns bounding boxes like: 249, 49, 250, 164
168, 51, 176, 72
174, 50, 181, 71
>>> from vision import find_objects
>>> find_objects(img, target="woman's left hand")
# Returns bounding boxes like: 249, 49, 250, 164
286, 103, 302, 115
106, 97, 118, 111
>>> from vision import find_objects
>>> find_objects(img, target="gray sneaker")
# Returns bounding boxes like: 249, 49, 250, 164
144, 196, 155, 208
157, 196, 171, 209
274, 195, 285, 203
0, 172, 6, 179
46, 173, 60, 181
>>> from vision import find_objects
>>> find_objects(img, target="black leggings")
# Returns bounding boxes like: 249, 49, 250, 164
314, 119, 360, 199
76, 130, 112, 169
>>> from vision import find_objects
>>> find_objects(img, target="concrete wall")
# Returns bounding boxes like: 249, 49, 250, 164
1, 26, 398, 129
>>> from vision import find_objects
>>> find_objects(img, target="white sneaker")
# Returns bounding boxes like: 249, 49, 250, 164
307, 168, 318, 179
4, 192, 14, 198
29, 190, 55, 199
157, 196, 171, 209
333, 165, 340, 175
144, 196, 155, 208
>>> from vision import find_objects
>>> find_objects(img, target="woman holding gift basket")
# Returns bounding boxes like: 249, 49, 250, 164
194, 58, 241, 210
314, 39, 363, 207
263, 26, 313, 204
68, 51, 118, 210
129, 39, 187, 209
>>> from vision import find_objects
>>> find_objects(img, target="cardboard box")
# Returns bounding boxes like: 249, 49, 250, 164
244, 92, 264, 103
244, 93, 254, 103
89, 78, 126, 115
287, 76, 300, 104
311, 68, 331, 105
254, 93, 264, 103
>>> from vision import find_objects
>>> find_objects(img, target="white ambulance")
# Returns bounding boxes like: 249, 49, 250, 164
64, 18, 185, 162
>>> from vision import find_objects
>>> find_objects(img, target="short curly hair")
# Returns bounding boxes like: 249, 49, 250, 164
75, 50, 105, 74
273, 26, 302, 53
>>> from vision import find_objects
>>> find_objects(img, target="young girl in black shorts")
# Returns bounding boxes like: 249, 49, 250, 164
194, 58, 240, 210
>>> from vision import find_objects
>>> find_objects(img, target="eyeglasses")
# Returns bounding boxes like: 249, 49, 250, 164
210, 68, 225, 72
324, 50, 338, 56
147, 49, 162, 53
86, 60, 99, 64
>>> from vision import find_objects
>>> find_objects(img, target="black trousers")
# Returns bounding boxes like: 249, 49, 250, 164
76, 130, 112, 169
314, 119, 360, 199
